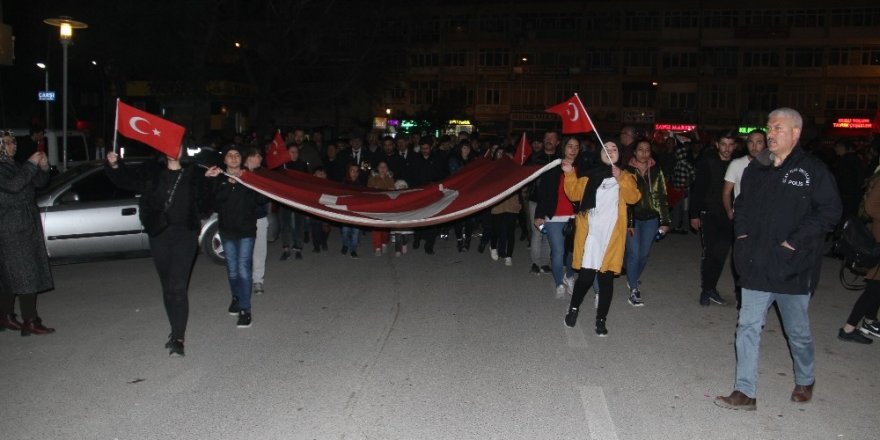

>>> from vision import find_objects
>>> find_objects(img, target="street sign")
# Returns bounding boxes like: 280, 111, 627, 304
38, 91, 56, 101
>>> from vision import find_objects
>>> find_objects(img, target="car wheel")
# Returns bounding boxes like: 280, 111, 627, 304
201, 222, 225, 264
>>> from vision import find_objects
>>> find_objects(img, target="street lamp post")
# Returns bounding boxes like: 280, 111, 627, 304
36, 62, 49, 129
44, 16, 87, 170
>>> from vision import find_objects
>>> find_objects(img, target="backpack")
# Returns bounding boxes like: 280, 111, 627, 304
834, 216, 880, 276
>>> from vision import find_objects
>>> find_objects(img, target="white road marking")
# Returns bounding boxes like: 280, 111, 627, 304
579, 386, 619, 440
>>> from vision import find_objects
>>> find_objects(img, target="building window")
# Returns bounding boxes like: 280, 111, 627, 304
580, 85, 614, 108
703, 47, 739, 74
829, 47, 880, 66
667, 92, 696, 109
409, 80, 438, 105
787, 9, 825, 27
863, 48, 880, 66
443, 51, 470, 67
662, 51, 699, 69
479, 15, 508, 33
478, 48, 510, 67
745, 83, 779, 111
623, 48, 657, 68
517, 83, 543, 107
624, 11, 659, 31
664, 10, 699, 28
441, 82, 474, 106
784, 49, 823, 68
831, 8, 880, 27
740, 10, 783, 27
743, 50, 780, 68
480, 82, 505, 106
444, 15, 469, 33
553, 82, 579, 103
780, 84, 819, 110
703, 83, 737, 110
583, 11, 620, 32
826, 85, 880, 110
703, 10, 738, 28
413, 17, 440, 43
410, 53, 440, 67
584, 47, 617, 72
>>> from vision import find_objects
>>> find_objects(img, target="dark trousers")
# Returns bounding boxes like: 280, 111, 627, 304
490, 213, 517, 258
847, 279, 880, 326
310, 220, 328, 251
414, 227, 437, 251
569, 269, 614, 320
699, 211, 732, 292
0, 293, 37, 320
149, 225, 198, 341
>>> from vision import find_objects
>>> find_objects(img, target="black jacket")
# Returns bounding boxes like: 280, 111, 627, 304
733, 147, 841, 295
407, 152, 447, 187
534, 165, 572, 220
689, 149, 730, 218
212, 174, 269, 239
105, 159, 209, 236
527, 149, 562, 203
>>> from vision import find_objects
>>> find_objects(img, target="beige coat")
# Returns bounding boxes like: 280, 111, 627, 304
563, 170, 641, 273
491, 192, 522, 215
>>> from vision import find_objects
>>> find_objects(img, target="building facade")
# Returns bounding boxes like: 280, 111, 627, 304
376, 0, 880, 139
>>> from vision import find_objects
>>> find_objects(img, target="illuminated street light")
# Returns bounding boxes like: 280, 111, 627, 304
43, 16, 88, 170
385, 108, 391, 115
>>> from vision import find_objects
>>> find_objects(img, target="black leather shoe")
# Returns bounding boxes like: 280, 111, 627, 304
169, 339, 185, 357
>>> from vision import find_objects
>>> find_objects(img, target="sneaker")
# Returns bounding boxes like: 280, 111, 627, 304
530, 263, 541, 275
228, 296, 240, 315
540, 265, 552, 274
295, 251, 302, 260
401, 244, 408, 254
628, 288, 644, 307
595, 318, 608, 337
706, 289, 727, 306
563, 275, 575, 296
564, 307, 579, 327
280, 250, 291, 261
555, 284, 566, 299
839, 328, 873, 344
237, 310, 252, 328
860, 320, 880, 338
168, 339, 185, 357
699, 292, 711, 307
381, 244, 388, 253
375, 248, 382, 257
395, 251, 402, 257
490, 248, 499, 261
253, 282, 264, 295
351, 251, 359, 259
341, 246, 348, 255
504, 257, 513, 266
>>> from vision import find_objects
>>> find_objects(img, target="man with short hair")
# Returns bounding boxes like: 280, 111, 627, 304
525, 130, 561, 274
408, 137, 446, 254
690, 130, 737, 306
715, 107, 841, 411
279, 144, 308, 261
619, 126, 638, 165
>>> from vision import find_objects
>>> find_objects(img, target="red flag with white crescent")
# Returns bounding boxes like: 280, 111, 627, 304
545, 95, 594, 135
266, 130, 288, 169
116, 101, 185, 157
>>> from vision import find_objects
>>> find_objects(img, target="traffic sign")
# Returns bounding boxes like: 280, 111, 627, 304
38, 91, 56, 101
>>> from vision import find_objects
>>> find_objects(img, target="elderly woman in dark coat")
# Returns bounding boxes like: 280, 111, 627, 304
0, 130, 55, 336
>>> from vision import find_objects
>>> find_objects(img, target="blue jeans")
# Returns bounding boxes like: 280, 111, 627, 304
625, 218, 659, 289
543, 221, 572, 287
221, 236, 255, 312
734, 288, 814, 398
341, 226, 360, 253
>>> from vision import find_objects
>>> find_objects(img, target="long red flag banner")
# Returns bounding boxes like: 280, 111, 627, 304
236, 157, 561, 228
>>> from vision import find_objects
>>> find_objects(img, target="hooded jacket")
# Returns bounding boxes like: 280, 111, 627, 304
624, 159, 671, 226
733, 147, 841, 295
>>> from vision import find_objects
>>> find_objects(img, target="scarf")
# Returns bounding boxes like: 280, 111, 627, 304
578, 163, 614, 213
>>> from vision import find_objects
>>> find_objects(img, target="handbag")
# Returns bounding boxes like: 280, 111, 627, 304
143, 171, 183, 237
562, 217, 575, 237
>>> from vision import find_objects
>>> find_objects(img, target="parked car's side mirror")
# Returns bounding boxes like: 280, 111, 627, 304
60, 191, 80, 204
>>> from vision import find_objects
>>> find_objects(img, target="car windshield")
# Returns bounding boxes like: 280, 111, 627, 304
38, 162, 100, 195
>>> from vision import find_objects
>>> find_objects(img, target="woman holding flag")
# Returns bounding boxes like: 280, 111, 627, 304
562, 141, 641, 336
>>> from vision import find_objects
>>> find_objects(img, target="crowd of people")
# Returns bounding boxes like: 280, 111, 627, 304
2, 106, 879, 412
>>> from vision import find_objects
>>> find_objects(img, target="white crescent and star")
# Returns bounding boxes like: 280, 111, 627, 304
128, 117, 162, 136
567, 102, 579, 122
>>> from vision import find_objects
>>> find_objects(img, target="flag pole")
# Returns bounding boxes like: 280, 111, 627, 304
112, 98, 120, 154
574, 93, 612, 165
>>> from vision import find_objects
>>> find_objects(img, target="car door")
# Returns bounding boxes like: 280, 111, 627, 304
42, 166, 147, 259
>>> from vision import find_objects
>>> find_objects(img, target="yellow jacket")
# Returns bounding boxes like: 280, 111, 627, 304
563, 170, 641, 273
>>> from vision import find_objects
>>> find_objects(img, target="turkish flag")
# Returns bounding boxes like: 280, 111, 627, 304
513, 132, 531, 165
116, 101, 185, 158
872, 108, 880, 134
545, 95, 594, 134
266, 130, 288, 169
